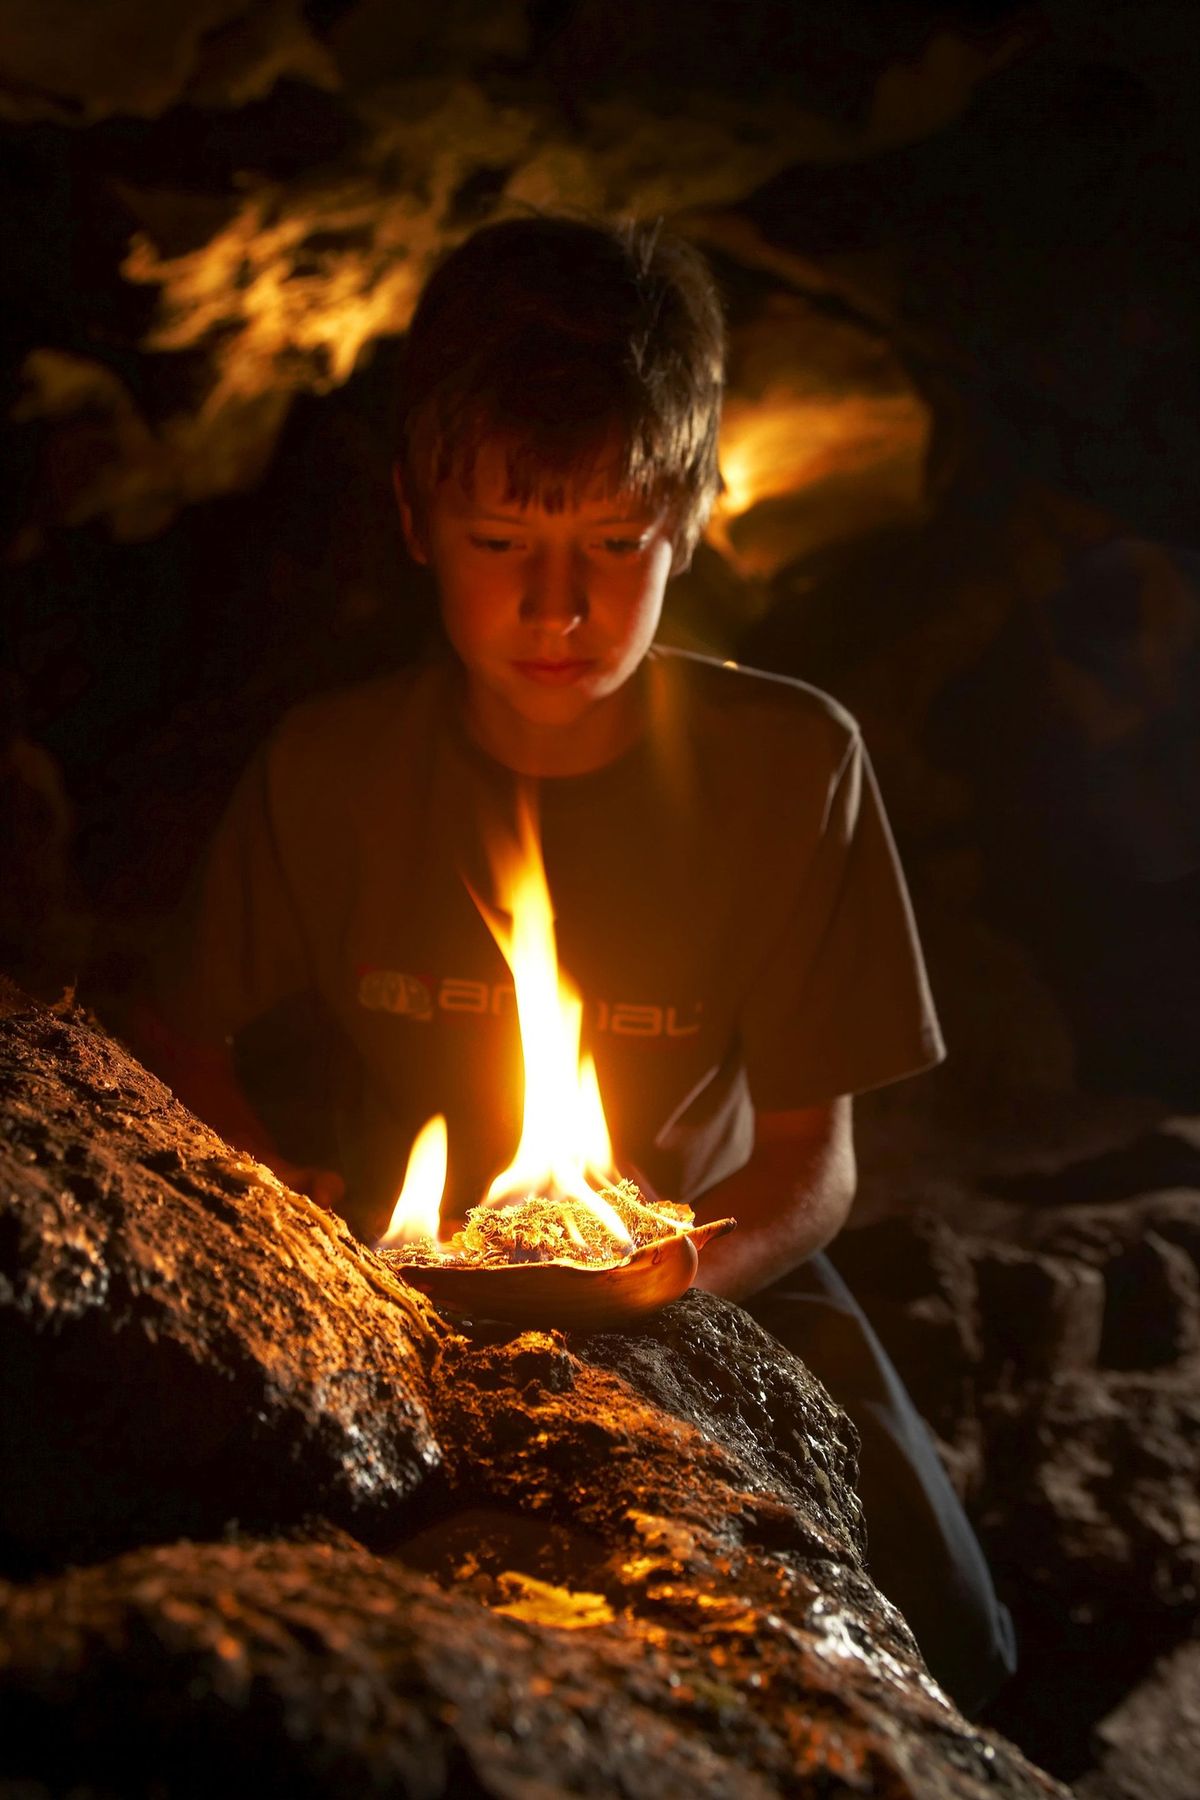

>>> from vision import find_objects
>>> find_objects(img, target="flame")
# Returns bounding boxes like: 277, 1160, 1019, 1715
473, 795, 630, 1249
379, 795, 631, 1257
380, 1114, 447, 1247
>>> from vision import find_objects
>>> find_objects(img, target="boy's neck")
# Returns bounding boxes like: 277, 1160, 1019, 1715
457, 664, 651, 779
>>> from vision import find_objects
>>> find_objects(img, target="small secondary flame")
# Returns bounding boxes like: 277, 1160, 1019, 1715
381, 794, 631, 1255
379, 1114, 447, 1248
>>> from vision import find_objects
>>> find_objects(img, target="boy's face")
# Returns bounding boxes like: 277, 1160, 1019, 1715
398, 441, 679, 772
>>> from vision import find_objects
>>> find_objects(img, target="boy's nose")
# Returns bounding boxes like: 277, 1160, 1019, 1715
519, 550, 588, 632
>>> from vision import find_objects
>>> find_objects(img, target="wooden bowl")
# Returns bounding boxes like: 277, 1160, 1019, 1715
392, 1218, 736, 1332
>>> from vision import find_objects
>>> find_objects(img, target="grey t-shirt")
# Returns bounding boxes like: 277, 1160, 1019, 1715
167, 648, 944, 1236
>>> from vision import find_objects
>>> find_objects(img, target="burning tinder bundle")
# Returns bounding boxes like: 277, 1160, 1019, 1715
384, 1178, 696, 1270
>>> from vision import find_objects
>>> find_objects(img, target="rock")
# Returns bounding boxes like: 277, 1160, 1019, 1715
0, 986, 1073, 1796
0, 981, 441, 1574
1137, 1183, 1200, 1269
711, 291, 932, 580
1098, 1234, 1200, 1372
976, 1350, 1199, 1782
0, 0, 337, 125
827, 1187, 1200, 1792
0, 1535, 1065, 1800
10, 82, 816, 546
966, 1242, 1104, 1384
988, 1130, 1200, 1209
577, 1293, 866, 1557
1075, 1637, 1200, 1800
1027, 1212, 1200, 1373
978, 1372, 1200, 1613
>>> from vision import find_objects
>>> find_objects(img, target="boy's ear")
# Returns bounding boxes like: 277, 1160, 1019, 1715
392, 463, 428, 566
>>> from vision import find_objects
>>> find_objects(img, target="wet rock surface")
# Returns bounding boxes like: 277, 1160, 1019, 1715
0, 989, 1068, 1797
0, 978, 441, 1572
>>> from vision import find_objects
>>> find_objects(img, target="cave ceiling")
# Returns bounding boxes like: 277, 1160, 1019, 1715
2, 1, 1197, 564
0, 0, 1035, 553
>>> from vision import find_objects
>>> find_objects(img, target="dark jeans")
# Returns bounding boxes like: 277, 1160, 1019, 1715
746, 1252, 1017, 1718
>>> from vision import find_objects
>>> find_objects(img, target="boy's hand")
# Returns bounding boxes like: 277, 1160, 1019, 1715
691, 1099, 856, 1302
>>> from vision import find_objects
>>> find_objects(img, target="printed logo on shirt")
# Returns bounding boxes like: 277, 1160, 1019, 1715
356, 966, 702, 1039
357, 967, 435, 1020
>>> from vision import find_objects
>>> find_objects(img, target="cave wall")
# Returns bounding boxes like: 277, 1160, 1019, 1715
2, 0, 1198, 1122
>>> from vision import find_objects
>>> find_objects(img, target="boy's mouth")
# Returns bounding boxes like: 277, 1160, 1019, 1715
512, 658, 597, 686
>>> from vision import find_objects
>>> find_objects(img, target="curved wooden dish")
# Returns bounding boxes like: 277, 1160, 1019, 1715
396, 1218, 736, 1332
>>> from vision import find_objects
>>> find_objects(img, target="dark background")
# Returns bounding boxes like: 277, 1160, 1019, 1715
1, 0, 1198, 1193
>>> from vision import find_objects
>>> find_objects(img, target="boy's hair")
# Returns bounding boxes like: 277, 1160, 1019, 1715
396, 213, 725, 568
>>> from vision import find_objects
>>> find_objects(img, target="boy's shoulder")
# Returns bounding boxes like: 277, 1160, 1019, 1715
651, 645, 860, 775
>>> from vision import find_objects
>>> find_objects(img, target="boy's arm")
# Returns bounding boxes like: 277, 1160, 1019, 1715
689, 1098, 856, 1303
131, 1005, 345, 1211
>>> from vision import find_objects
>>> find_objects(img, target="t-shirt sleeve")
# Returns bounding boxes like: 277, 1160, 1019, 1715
739, 728, 945, 1109
159, 739, 311, 1047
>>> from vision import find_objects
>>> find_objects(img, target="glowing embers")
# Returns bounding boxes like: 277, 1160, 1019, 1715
377, 792, 733, 1325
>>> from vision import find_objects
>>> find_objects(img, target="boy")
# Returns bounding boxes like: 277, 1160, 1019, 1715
153, 214, 1014, 1712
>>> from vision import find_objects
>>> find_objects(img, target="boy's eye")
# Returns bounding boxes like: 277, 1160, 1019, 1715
470, 535, 520, 553
597, 537, 647, 556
